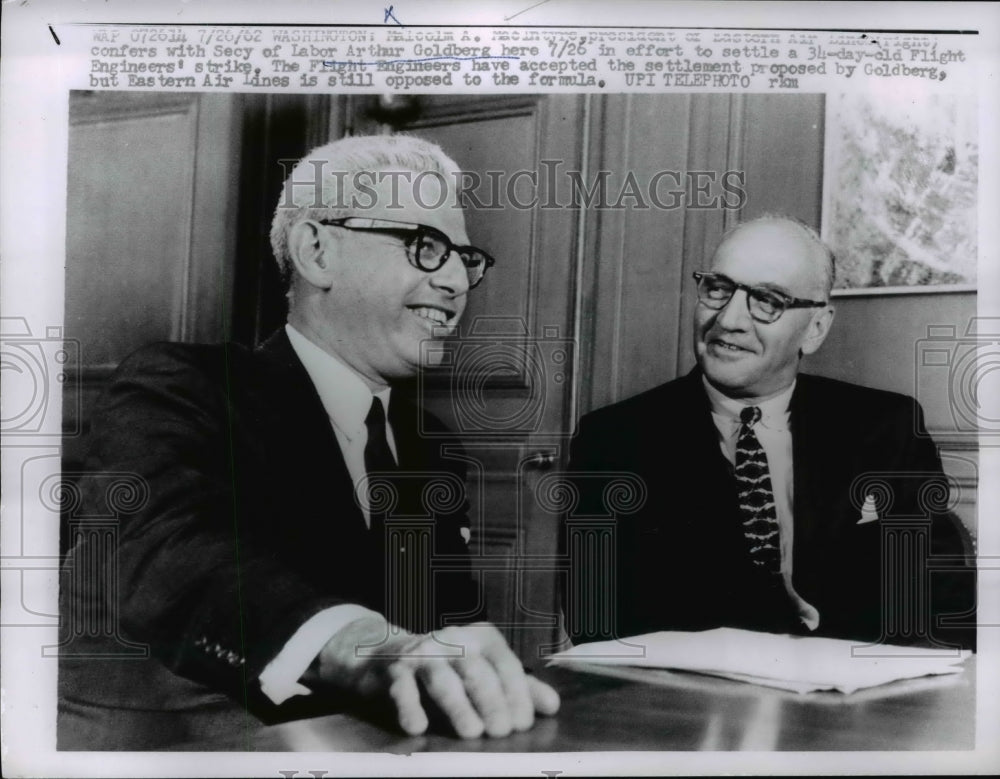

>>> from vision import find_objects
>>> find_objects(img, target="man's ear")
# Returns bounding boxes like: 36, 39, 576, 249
800, 304, 836, 357
288, 220, 335, 290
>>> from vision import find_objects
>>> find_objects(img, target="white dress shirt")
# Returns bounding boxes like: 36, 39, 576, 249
702, 377, 820, 632
258, 324, 398, 704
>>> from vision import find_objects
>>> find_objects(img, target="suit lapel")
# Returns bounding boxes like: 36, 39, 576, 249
680, 370, 735, 489
790, 375, 835, 603
677, 370, 749, 559
387, 394, 425, 472
250, 330, 368, 535
387, 393, 445, 522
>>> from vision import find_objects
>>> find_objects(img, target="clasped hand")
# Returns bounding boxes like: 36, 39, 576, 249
313, 616, 560, 738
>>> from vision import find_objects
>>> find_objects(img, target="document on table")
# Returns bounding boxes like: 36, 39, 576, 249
547, 628, 969, 694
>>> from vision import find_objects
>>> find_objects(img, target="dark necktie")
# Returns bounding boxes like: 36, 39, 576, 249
735, 406, 782, 577
364, 396, 397, 535
364, 396, 396, 478
364, 396, 433, 633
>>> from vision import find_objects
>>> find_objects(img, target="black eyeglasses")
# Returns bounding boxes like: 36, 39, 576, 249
693, 271, 827, 324
317, 217, 495, 288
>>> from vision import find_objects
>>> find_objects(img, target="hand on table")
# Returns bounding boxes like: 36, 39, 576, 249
312, 616, 560, 738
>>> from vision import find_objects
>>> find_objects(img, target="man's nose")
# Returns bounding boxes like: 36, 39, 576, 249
715, 289, 753, 329
429, 249, 470, 296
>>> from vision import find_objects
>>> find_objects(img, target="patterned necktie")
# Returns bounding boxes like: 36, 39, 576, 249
735, 406, 782, 576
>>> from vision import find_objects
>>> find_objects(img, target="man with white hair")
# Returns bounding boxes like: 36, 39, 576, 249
59, 134, 558, 749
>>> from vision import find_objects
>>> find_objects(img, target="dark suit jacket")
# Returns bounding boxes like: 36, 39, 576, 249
58, 330, 479, 749
563, 369, 975, 650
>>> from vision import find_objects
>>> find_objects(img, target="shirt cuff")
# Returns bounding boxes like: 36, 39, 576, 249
259, 604, 381, 705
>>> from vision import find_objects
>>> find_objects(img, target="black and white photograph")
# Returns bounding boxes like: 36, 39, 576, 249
2, 2, 998, 777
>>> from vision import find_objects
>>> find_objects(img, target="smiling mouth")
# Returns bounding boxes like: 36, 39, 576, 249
710, 338, 753, 354
408, 305, 457, 332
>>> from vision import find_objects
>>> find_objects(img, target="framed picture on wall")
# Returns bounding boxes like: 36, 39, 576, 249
821, 89, 978, 296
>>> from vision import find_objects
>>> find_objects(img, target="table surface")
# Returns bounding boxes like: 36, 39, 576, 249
185, 655, 976, 752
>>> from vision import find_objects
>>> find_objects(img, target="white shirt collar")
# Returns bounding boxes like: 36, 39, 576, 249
285, 323, 391, 442
702, 375, 795, 433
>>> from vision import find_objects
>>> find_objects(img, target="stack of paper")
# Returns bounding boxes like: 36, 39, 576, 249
547, 628, 969, 694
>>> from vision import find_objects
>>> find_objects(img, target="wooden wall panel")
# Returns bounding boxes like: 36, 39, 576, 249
63, 91, 241, 467
739, 94, 826, 226
65, 94, 200, 367
580, 93, 694, 414
614, 95, 692, 402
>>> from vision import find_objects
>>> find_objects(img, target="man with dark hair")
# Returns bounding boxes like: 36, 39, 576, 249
59, 134, 558, 750
564, 215, 975, 650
